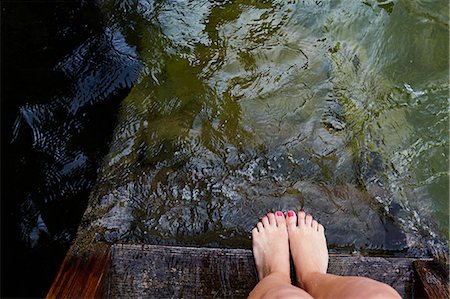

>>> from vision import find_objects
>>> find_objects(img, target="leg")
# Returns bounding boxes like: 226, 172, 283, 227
286, 210, 402, 299
249, 211, 313, 299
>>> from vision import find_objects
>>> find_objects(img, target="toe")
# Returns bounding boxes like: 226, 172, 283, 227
262, 215, 270, 227
318, 223, 324, 233
286, 210, 297, 230
298, 210, 306, 226
275, 211, 286, 227
252, 227, 259, 236
305, 214, 313, 227
312, 220, 318, 230
257, 222, 264, 232
268, 212, 277, 226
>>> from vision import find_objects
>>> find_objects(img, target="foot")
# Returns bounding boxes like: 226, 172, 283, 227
286, 210, 328, 288
251, 211, 291, 281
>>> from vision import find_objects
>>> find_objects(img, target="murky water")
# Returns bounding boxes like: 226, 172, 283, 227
3, 0, 448, 296
74, 0, 448, 254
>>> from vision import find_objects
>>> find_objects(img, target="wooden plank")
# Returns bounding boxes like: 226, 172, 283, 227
108, 244, 257, 298
46, 243, 111, 299
413, 260, 449, 299
108, 244, 420, 298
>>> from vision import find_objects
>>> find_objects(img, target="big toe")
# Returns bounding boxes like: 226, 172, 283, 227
286, 210, 297, 230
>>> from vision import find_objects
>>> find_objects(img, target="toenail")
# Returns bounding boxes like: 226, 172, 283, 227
262, 215, 268, 218
287, 211, 294, 217
276, 211, 283, 216
299, 210, 304, 213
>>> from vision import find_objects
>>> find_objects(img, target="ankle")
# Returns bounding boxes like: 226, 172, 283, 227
266, 271, 292, 284
297, 271, 324, 290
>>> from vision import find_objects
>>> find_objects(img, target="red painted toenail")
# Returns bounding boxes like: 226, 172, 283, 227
287, 211, 294, 217
276, 211, 283, 216
268, 212, 274, 214
299, 210, 304, 213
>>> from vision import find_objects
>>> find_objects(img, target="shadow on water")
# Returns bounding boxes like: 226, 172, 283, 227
1, 0, 449, 297
1, 2, 139, 297
70, 0, 448, 258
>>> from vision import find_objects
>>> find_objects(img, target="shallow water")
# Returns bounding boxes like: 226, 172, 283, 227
77, 0, 448, 253
2, 0, 448, 296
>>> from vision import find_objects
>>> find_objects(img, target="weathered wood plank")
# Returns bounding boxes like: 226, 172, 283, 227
46, 243, 111, 299
108, 244, 420, 298
108, 244, 257, 298
413, 260, 449, 299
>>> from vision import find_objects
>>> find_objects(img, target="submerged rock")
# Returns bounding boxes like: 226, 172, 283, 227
68, 0, 447, 260
321, 96, 347, 131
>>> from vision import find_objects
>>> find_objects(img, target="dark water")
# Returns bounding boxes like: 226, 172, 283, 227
2, 2, 134, 297
2, 0, 448, 298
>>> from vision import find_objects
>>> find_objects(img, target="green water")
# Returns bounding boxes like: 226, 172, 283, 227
82, 0, 448, 252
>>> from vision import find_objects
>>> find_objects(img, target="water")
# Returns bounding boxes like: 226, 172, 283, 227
2, 0, 448, 297
81, 0, 448, 251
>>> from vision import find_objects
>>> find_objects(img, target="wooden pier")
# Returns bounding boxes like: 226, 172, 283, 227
47, 243, 449, 298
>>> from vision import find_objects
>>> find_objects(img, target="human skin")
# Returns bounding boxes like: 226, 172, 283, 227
248, 211, 401, 299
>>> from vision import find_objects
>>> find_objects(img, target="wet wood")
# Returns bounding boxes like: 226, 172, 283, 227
108, 244, 422, 298
49, 243, 443, 298
413, 260, 449, 299
46, 243, 111, 299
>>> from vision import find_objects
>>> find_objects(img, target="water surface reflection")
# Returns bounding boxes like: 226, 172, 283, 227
3, 1, 448, 297
76, 0, 448, 255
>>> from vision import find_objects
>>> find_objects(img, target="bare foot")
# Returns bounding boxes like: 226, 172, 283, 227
286, 210, 328, 288
251, 211, 291, 281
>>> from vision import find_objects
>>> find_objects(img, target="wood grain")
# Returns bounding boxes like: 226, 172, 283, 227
49, 243, 447, 298
108, 244, 419, 298
46, 243, 111, 299
413, 260, 449, 299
